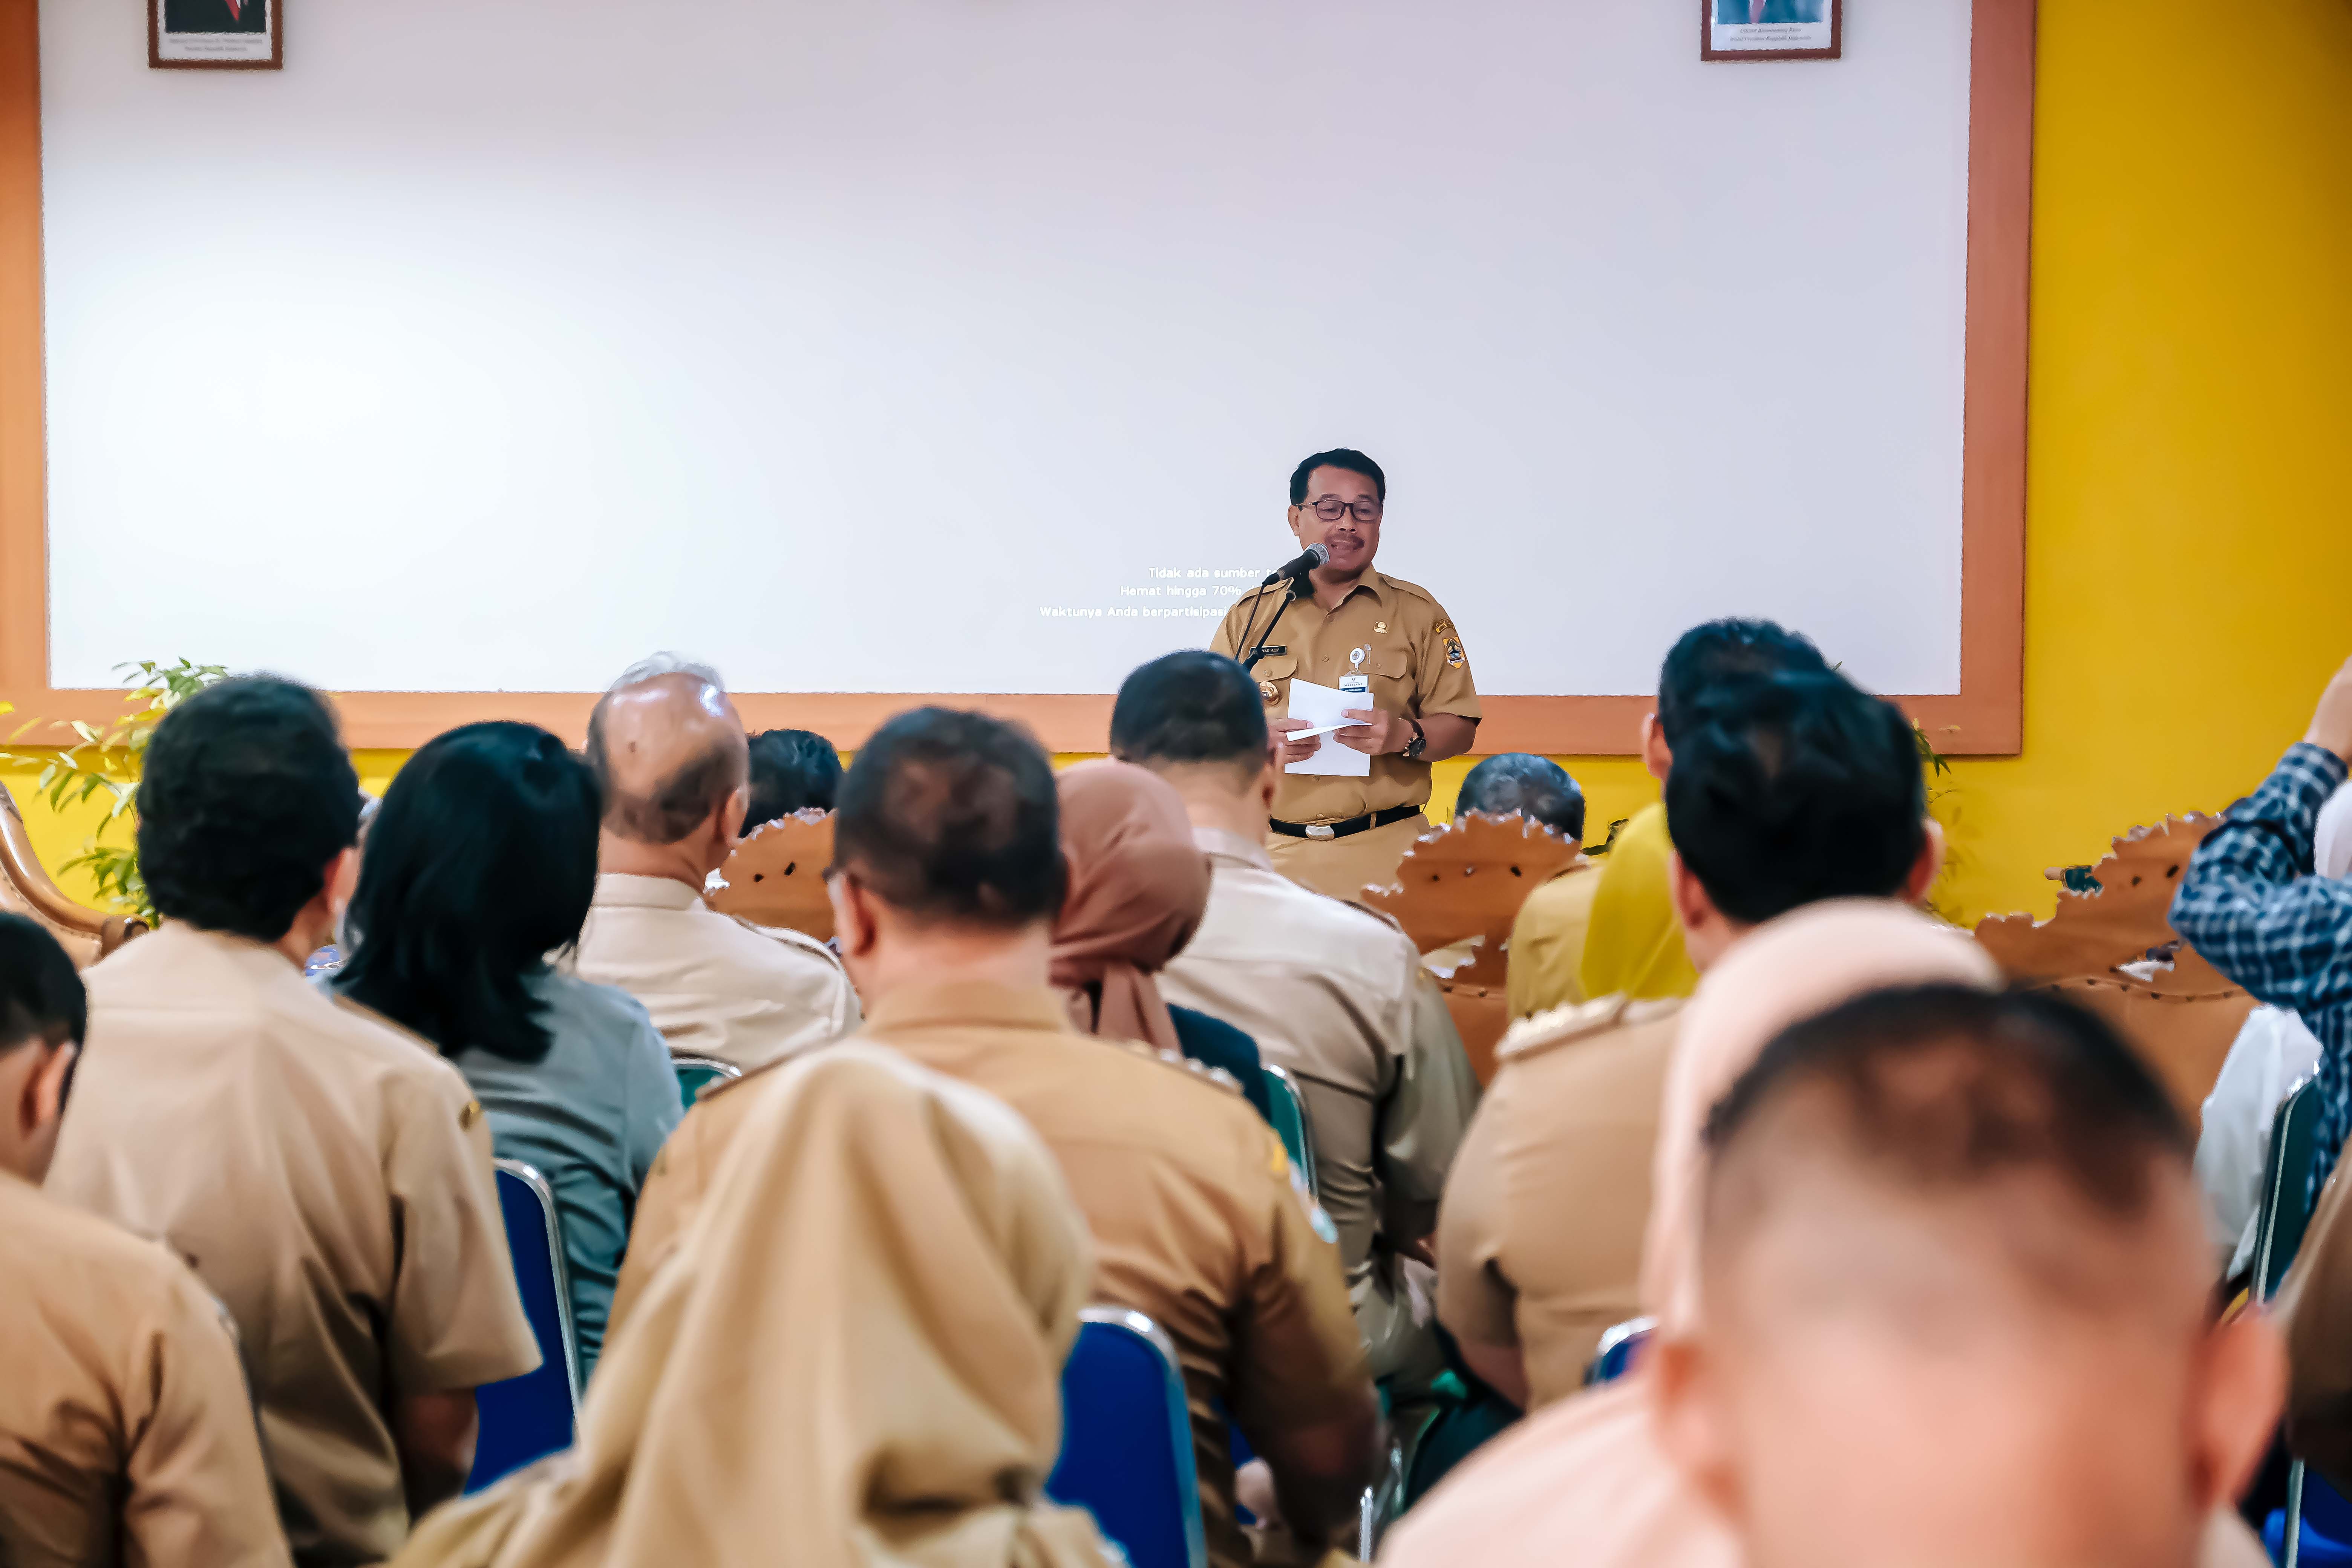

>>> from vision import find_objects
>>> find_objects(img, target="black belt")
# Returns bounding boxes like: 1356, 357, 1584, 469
1270, 805, 1421, 842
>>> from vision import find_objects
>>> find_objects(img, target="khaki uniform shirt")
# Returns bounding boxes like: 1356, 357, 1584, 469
573, 873, 860, 1072
1436, 994, 1684, 1410
611, 981, 1366, 1568
0, 1170, 288, 1568
1158, 826, 1480, 1378
1209, 568, 1481, 825
46, 923, 542, 1568
1504, 861, 1603, 1020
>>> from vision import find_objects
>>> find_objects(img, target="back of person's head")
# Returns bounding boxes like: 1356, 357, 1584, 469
1665, 670, 1926, 928
744, 729, 844, 828
1455, 753, 1586, 843
1658, 985, 2280, 1568
832, 708, 1065, 928
584, 659, 748, 847
0, 913, 86, 1181
1656, 619, 1830, 748
1109, 651, 1269, 786
138, 675, 361, 941
335, 723, 600, 1063
1288, 447, 1386, 503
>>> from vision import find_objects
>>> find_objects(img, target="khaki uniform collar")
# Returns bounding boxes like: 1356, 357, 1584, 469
862, 980, 1076, 1037
593, 872, 705, 910
1324, 567, 1389, 609
1193, 825, 1275, 872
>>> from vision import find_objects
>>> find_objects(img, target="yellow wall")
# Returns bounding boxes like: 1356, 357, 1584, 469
10, 0, 2352, 924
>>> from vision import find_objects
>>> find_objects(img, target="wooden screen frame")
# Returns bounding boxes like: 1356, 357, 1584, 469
0, 0, 2032, 754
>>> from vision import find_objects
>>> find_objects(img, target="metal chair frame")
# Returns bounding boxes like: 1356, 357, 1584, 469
1260, 1063, 1320, 1204
1584, 1314, 1658, 1387
671, 1055, 742, 1109
1061, 1306, 1208, 1568
497, 1158, 583, 1408
2254, 1079, 2320, 1568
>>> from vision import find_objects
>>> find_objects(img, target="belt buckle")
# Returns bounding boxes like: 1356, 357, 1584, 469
1306, 823, 1337, 841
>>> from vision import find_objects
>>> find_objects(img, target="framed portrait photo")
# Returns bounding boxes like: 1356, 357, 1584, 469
151, 0, 281, 70
1702, 0, 1841, 61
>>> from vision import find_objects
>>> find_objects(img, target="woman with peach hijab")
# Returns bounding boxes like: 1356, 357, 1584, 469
1382, 898, 2272, 1568
1049, 759, 1211, 1052
389, 1046, 1121, 1568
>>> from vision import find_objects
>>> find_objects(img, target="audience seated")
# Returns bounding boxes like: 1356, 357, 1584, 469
572, 654, 858, 1069
333, 721, 684, 1379
1112, 651, 1480, 1383
1437, 669, 1944, 1410
0, 913, 290, 1568
45, 677, 538, 1568
743, 726, 844, 830
609, 707, 1375, 1568
1385, 903, 2004, 1568
1451, 753, 1597, 1020
392, 1046, 1123, 1568
1578, 619, 1831, 1004
2173, 655, 2352, 1210
1651, 986, 2284, 1568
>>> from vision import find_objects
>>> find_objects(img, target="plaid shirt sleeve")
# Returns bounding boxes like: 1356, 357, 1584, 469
2169, 742, 2352, 1015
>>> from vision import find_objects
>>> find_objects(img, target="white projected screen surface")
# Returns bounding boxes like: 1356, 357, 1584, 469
39, 0, 1972, 697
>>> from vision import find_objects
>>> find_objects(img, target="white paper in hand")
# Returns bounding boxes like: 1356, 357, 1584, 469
1284, 678, 1372, 778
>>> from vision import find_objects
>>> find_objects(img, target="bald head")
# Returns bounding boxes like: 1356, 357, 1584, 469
586, 673, 749, 847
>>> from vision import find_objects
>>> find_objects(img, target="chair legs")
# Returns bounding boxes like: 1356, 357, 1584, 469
1358, 1436, 1406, 1557
2287, 1459, 2306, 1568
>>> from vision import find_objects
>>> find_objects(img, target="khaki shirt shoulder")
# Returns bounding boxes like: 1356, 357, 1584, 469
46, 925, 539, 1566
574, 874, 860, 1072
1209, 570, 1480, 825
0, 1175, 289, 1568
1436, 993, 1683, 1410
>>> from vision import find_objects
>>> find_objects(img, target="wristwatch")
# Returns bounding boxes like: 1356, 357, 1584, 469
1403, 718, 1427, 760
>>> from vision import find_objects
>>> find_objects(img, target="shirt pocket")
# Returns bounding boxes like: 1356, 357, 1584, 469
1251, 653, 1300, 710
1365, 646, 1414, 713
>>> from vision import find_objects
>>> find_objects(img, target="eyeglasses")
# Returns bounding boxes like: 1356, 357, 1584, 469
1302, 495, 1383, 524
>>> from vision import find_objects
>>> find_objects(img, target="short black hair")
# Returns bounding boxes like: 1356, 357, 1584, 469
1289, 448, 1386, 505
1456, 754, 1586, 842
1706, 985, 2194, 1234
138, 676, 361, 941
1110, 652, 1269, 774
335, 723, 600, 1064
1656, 619, 1830, 747
744, 729, 844, 828
1665, 670, 1926, 927
833, 708, 1066, 929
0, 913, 85, 1055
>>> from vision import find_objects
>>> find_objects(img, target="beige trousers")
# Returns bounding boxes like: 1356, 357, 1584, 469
1265, 812, 1429, 904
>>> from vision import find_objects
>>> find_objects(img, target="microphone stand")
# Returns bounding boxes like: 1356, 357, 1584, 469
1242, 576, 1310, 674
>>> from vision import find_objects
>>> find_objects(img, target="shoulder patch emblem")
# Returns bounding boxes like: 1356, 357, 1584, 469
1444, 635, 1466, 670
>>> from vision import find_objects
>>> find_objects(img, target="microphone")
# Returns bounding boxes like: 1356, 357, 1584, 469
1261, 542, 1329, 587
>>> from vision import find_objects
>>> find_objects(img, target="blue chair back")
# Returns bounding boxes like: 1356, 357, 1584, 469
1047, 1308, 1206, 1568
672, 1055, 741, 1110
1260, 1065, 1318, 1202
1585, 1315, 1656, 1387
2258, 1077, 2324, 1300
466, 1161, 581, 1491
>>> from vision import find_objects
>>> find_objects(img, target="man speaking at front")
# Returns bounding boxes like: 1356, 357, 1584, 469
1210, 449, 1481, 900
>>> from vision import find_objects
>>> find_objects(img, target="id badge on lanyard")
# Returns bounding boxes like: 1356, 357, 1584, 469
1340, 646, 1370, 697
